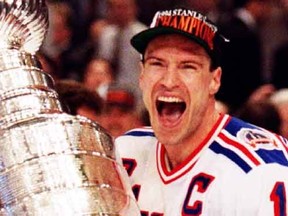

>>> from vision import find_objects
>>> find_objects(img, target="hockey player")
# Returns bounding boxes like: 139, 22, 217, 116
115, 8, 288, 216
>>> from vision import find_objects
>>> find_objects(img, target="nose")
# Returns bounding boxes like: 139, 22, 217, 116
159, 65, 179, 89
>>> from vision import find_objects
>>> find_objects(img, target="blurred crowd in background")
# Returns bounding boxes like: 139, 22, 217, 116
38, 0, 288, 139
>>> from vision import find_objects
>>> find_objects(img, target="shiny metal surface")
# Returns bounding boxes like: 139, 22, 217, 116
0, 50, 41, 71
0, 186, 137, 215
0, 0, 140, 215
0, 0, 48, 54
0, 114, 139, 215
0, 186, 138, 215
0, 88, 63, 117
0, 114, 115, 166
0, 69, 54, 92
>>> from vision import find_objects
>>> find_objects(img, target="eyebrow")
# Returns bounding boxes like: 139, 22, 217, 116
143, 56, 162, 62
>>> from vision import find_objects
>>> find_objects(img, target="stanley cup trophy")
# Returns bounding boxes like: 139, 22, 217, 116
0, 0, 140, 215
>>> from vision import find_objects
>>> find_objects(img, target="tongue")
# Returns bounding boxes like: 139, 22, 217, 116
160, 103, 183, 123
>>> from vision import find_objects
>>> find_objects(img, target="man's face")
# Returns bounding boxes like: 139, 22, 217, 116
84, 60, 113, 91
139, 34, 221, 145
108, 0, 136, 26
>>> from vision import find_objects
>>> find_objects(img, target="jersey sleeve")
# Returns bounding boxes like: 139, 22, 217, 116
234, 164, 288, 216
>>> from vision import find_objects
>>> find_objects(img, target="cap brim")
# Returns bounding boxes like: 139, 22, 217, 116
131, 26, 212, 55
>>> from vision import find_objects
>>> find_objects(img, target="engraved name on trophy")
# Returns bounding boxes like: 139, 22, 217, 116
0, 0, 140, 215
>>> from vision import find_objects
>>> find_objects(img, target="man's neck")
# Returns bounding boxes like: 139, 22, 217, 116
164, 111, 221, 170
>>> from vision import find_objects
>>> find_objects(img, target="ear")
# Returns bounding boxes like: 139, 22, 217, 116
209, 67, 222, 95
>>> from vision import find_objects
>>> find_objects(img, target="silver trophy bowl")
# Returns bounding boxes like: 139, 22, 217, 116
0, 0, 140, 215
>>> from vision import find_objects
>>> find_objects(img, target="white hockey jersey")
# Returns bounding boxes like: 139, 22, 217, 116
115, 114, 288, 216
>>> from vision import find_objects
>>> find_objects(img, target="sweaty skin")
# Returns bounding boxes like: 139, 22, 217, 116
139, 34, 222, 169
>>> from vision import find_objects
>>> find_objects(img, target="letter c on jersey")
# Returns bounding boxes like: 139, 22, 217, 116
182, 172, 215, 216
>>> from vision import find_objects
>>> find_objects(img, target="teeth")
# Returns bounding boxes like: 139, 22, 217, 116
158, 96, 183, 103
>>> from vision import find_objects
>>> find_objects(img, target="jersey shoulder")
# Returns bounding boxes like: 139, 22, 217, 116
115, 126, 156, 145
115, 127, 158, 178
123, 127, 155, 137
115, 127, 157, 158
210, 116, 288, 173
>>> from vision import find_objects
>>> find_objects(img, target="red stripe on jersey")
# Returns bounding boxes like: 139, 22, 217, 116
275, 134, 288, 152
157, 142, 197, 184
219, 132, 261, 166
157, 114, 230, 184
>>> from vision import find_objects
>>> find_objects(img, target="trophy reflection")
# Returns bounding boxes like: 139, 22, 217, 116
0, 0, 140, 215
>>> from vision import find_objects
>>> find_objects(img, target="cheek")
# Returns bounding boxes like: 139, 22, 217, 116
139, 71, 157, 91
141, 80, 152, 102
185, 77, 211, 106
139, 75, 145, 91
184, 76, 206, 93
139, 73, 157, 108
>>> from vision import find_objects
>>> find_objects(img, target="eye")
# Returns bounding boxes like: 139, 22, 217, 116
179, 62, 200, 72
144, 58, 165, 68
179, 63, 197, 70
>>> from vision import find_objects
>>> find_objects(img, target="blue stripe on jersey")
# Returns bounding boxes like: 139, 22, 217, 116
225, 117, 256, 136
124, 130, 155, 137
210, 142, 252, 173
256, 149, 288, 167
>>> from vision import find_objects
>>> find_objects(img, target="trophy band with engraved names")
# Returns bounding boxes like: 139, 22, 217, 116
0, 0, 140, 215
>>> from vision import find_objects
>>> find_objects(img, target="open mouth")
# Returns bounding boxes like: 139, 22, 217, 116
156, 96, 186, 125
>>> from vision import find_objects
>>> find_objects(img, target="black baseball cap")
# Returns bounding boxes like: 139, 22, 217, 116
131, 8, 228, 67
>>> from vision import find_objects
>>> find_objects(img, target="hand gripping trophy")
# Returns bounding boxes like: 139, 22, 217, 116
0, 0, 140, 215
